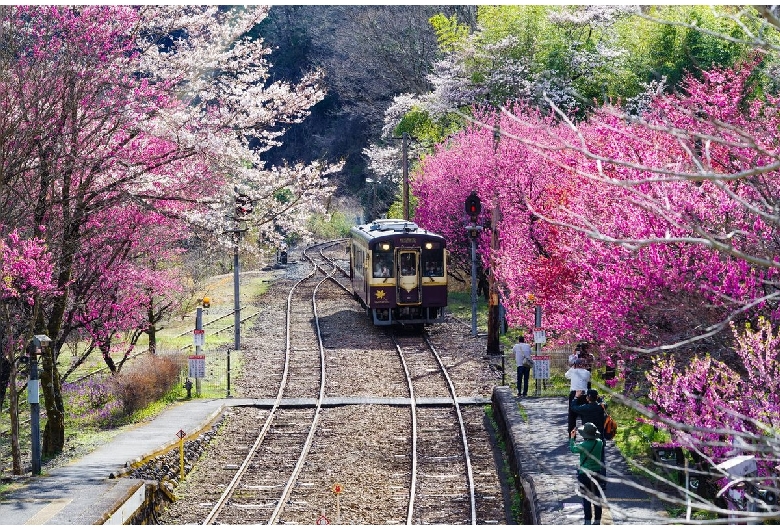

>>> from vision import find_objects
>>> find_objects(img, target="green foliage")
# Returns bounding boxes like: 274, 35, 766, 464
395, 108, 465, 148
609, 401, 670, 474
429, 13, 470, 53
274, 188, 295, 204
307, 210, 353, 239
617, 6, 760, 90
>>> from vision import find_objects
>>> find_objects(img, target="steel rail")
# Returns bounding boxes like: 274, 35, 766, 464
311, 238, 351, 294
390, 335, 420, 526
392, 332, 478, 525
423, 332, 477, 525
267, 253, 335, 524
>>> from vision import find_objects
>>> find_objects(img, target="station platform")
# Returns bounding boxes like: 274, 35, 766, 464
1, 398, 228, 525
492, 387, 672, 525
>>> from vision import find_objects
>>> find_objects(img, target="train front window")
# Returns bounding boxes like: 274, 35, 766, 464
400, 252, 416, 276
422, 243, 444, 276
373, 243, 393, 278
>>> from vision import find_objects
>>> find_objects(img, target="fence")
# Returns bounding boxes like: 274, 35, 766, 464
164, 348, 236, 398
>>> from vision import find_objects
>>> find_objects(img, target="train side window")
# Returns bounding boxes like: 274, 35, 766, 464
373, 244, 394, 278
422, 247, 444, 276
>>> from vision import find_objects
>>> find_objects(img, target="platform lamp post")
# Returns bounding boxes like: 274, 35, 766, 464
28, 334, 50, 475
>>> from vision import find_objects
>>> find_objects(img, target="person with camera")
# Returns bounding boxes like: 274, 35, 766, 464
570, 422, 605, 525
571, 389, 607, 478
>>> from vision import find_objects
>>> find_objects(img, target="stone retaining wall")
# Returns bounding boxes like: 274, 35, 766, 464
491, 385, 540, 525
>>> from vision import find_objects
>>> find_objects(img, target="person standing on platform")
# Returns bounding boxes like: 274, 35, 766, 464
565, 360, 591, 434
513, 335, 533, 397
578, 344, 595, 390
571, 389, 607, 477
570, 422, 605, 525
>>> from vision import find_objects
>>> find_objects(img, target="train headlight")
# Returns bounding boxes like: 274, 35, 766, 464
381, 243, 390, 251
424, 242, 432, 250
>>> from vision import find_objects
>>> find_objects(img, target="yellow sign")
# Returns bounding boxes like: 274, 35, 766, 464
332, 483, 344, 495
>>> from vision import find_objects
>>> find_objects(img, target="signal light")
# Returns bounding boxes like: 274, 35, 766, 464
465, 191, 481, 223
202, 296, 211, 308
235, 193, 253, 218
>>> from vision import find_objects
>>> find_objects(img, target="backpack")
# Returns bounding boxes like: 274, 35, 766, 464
601, 403, 617, 440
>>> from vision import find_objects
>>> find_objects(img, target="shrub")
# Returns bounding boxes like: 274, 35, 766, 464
113, 353, 183, 416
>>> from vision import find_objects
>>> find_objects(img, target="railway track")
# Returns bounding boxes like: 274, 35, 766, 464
203, 243, 337, 524
159, 241, 507, 525
392, 332, 477, 524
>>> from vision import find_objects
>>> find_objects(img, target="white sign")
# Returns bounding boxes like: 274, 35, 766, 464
188, 355, 206, 378
532, 355, 550, 380
193, 329, 205, 347
533, 329, 547, 344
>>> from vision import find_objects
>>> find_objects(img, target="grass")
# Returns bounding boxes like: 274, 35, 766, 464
485, 404, 522, 523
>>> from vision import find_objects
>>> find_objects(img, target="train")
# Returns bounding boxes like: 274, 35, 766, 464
349, 219, 448, 326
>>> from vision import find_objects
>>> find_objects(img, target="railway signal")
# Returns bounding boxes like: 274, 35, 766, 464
465, 191, 481, 223
235, 193, 253, 219
464, 191, 482, 337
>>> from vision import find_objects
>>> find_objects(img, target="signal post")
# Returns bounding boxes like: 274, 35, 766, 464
465, 191, 482, 337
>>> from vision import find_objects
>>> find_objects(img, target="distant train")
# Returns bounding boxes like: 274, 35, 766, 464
349, 219, 448, 326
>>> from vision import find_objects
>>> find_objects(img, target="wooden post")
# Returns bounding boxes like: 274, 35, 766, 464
179, 436, 185, 480
402, 132, 409, 220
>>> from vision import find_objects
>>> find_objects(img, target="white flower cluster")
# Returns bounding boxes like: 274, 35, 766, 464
130, 6, 336, 249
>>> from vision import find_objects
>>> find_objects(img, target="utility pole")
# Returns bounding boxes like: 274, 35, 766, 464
402, 132, 409, 220
487, 127, 501, 355
231, 189, 252, 350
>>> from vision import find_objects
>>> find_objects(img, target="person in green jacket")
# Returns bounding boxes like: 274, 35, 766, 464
570, 422, 605, 525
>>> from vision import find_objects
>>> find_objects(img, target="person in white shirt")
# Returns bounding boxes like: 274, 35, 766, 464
565, 360, 592, 434
513, 335, 533, 397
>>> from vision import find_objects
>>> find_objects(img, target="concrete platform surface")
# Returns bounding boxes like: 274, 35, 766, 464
493, 387, 673, 525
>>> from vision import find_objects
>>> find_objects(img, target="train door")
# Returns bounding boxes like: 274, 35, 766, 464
396, 250, 420, 304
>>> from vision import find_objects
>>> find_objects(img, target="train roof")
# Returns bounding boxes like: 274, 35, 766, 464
350, 219, 444, 241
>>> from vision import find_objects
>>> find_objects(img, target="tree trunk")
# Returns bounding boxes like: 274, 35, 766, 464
40, 344, 65, 457
0, 355, 10, 413
9, 358, 22, 474
147, 304, 157, 355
